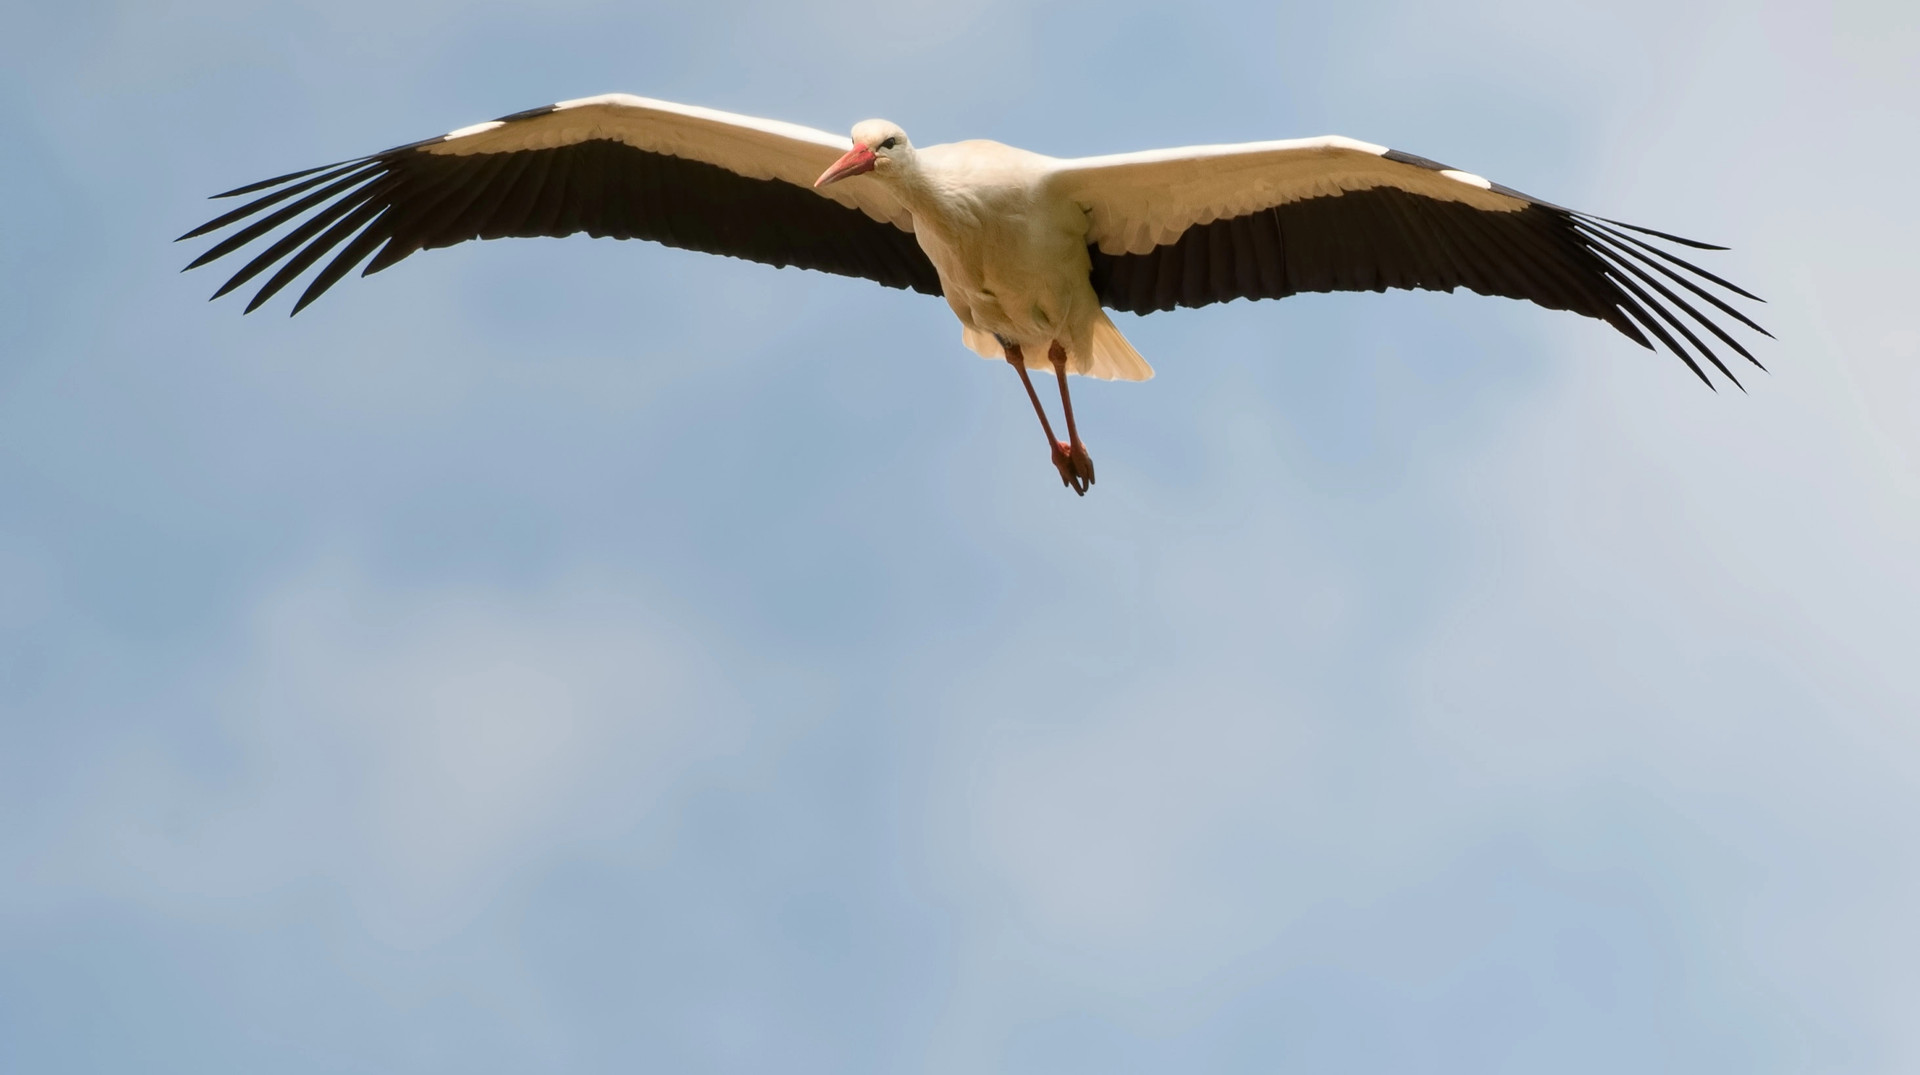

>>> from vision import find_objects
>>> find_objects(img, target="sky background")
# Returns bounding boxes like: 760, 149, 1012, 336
4, 0, 1919, 1070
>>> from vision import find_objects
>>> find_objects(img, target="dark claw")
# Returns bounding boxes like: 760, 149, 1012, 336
1051, 442, 1080, 493
1050, 442, 1091, 495
1070, 443, 1095, 488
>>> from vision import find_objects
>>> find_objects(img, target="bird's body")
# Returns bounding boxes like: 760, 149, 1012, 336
892, 137, 1144, 380
182, 93, 1768, 494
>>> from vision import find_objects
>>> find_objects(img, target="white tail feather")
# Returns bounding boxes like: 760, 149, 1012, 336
1087, 312, 1153, 381
960, 312, 1154, 382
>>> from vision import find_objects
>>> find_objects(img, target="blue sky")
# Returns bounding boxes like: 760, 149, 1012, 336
4, 0, 1919, 1070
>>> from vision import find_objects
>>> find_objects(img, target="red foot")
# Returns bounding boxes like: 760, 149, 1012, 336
1051, 441, 1095, 496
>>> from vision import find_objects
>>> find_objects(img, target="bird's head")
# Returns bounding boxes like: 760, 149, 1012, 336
814, 120, 912, 187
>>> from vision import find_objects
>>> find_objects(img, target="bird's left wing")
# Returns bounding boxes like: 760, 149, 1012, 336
181, 94, 941, 314
1048, 137, 1768, 388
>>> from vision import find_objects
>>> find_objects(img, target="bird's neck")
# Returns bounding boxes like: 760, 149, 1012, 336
882, 164, 966, 227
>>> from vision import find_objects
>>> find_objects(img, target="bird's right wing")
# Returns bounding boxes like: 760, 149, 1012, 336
180, 94, 943, 314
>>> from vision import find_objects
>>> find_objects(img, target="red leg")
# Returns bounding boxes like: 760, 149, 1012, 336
1004, 343, 1081, 493
1048, 342, 1096, 491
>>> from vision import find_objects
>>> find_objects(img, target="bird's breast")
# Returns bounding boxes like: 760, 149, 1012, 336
903, 181, 1095, 342
909, 183, 1089, 290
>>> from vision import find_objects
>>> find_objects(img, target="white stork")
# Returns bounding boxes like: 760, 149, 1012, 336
182, 94, 1768, 495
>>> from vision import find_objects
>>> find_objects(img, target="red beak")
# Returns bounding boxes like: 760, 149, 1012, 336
814, 144, 877, 188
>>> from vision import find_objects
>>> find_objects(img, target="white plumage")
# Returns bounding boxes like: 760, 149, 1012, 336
183, 93, 1767, 495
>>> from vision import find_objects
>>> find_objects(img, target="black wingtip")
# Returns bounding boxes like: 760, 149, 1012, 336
1640, 329, 1720, 391
1691, 359, 1720, 391
1594, 215, 1729, 250
182, 247, 229, 272
177, 218, 233, 242
1577, 217, 1769, 307
210, 161, 344, 199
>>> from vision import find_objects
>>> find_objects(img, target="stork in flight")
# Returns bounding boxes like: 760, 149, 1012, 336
182, 94, 1768, 495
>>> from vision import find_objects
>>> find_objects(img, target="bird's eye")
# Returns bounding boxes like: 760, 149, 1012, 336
879, 137, 898, 150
